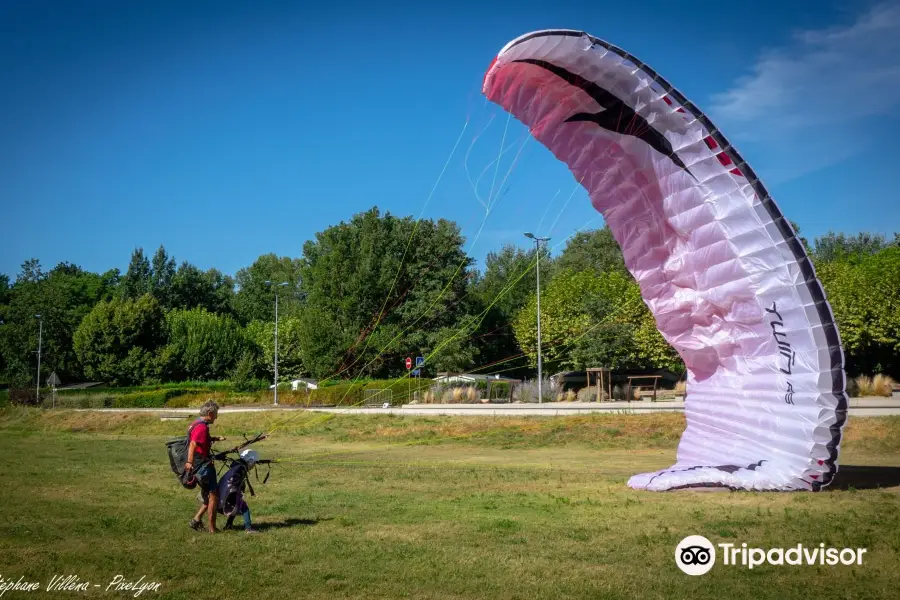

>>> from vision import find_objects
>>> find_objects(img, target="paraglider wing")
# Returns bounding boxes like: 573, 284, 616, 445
483, 30, 848, 491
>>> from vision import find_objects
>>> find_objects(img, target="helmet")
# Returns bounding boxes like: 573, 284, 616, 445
180, 470, 198, 489
240, 449, 259, 468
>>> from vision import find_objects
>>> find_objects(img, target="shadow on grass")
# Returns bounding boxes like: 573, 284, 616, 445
252, 517, 333, 531
829, 465, 900, 490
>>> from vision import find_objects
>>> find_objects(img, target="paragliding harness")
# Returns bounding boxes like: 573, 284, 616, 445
165, 419, 212, 489
213, 444, 275, 526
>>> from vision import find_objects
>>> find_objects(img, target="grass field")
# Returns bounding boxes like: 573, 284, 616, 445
1, 408, 899, 599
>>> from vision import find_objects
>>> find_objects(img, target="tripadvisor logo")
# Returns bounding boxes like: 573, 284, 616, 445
675, 536, 868, 575
675, 535, 716, 575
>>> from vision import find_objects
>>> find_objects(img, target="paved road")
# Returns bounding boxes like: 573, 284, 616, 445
75, 397, 900, 417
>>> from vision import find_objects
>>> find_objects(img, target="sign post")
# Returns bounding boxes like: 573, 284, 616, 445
415, 357, 424, 403
405, 357, 412, 404
47, 371, 61, 409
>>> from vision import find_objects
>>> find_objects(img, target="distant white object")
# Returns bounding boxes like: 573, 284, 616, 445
292, 378, 318, 391
433, 373, 518, 384
382, 402, 390, 409
270, 378, 319, 391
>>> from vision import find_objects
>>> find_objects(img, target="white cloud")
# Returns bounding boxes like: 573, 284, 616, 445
708, 3, 900, 182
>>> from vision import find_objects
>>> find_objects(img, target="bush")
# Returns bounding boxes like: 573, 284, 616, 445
575, 386, 609, 402
421, 383, 489, 404
512, 378, 559, 403
873, 374, 896, 396
230, 352, 268, 393
486, 381, 512, 402
852, 374, 896, 397
422, 383, 445, 404
576, 387, 596, 402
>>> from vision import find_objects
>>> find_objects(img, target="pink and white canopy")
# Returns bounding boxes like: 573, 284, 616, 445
483, 30, 848, 491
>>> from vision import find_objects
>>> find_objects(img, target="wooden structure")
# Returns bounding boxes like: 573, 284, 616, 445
586, 367, 612, 402
625, 375, 662, 402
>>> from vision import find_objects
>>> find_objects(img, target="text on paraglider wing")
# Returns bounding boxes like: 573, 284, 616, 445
766, 302, 796, 405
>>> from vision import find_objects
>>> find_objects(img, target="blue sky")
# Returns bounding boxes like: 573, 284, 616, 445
2, 0, 898, 280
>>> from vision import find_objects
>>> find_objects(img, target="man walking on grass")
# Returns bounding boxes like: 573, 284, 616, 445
185, 400, 226, 534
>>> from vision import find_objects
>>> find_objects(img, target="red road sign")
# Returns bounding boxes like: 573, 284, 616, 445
405, 357, 412, 369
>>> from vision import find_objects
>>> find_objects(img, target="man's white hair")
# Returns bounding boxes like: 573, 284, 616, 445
199, 400, 220, 418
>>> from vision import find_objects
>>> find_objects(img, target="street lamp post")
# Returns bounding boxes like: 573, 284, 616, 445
265, 281, 290, 406
524, 233, 550, 403
35, 314, 43, 405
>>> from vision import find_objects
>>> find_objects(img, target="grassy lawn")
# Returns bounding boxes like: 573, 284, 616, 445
1, 408, 899, 599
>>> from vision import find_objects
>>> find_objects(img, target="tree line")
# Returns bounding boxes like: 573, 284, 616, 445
1, 206, 897, 388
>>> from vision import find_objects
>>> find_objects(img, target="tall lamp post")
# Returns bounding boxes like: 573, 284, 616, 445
524, 233, 550, 403
265, 281, 290, 406
35, 314, 43, 405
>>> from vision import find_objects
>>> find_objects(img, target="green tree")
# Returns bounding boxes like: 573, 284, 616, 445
245, 317, 306, 382
554, 225, 627, 276
150, 245, 176, 308
299, 207, 475, 379
788, 220, 812, 255
100, 268, 121, 295
513, 269, 682, 373
73, 294, 167, 386
121, 248, 152, 300
0, 274, 9, 379
512, 270, 600, 370
18, 258, 43, 283
169, 262, 236, 315
162, 308, 247, 381
206, 268, 236, 315
295, 306, 348, 379
812, 231, 892, 264
0, 261, 114, 385
817, 247, 900, 377
470, 245, 539, 376
0, 274, 9, 325
233, 254, 304, 323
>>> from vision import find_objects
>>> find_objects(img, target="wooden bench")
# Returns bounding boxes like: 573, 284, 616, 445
625, 376, 661, 402
159, 414, 192, 421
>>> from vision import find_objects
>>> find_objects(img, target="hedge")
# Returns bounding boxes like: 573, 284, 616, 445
57, 381, 231, 396
112, 389, 193, 408
45, 379, 434, 408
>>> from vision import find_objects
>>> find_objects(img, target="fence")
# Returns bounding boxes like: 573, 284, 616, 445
363, 388, 393, 407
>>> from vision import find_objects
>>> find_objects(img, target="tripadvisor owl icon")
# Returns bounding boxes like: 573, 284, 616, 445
676, 535, 716, 575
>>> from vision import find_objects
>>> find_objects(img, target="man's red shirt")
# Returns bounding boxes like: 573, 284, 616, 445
189, 419, 212, 457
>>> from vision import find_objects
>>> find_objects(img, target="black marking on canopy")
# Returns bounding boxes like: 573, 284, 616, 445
645, 461, 767, 487
502, 30, 848, 490
512, 58, 693, 178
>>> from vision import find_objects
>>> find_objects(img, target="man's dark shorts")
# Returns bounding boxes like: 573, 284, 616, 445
195, 461, 218, 504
